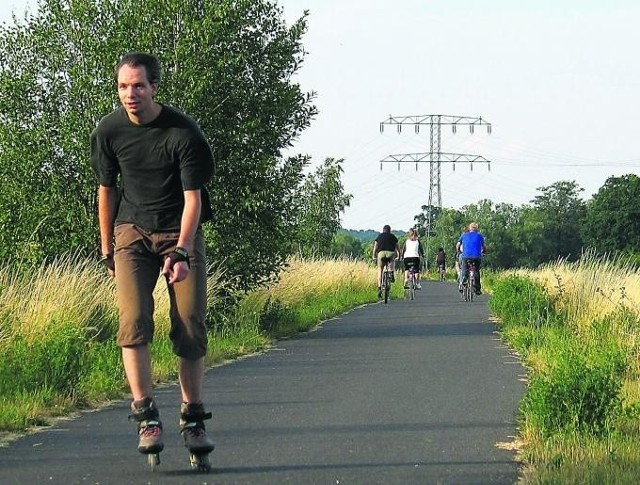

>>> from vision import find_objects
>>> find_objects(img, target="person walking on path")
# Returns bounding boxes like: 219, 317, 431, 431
90, 52, 215, 463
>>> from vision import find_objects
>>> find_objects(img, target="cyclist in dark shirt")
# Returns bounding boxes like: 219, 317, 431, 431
372, 225, 401, 297
436, 247, 446, 280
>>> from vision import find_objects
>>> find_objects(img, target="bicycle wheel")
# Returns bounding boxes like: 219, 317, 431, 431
384, 271, 390, 304
469, 269, 476, 302
410, 274, 415, 300
404, 275, 411, 301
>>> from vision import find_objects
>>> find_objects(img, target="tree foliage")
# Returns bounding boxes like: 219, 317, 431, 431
409, 179, 640, 270
529, 180, 586, 262
416, 206, 464, 267
0, 0, 337, 288
0, 0, 111, 262
583, 174, 640, 254
329, 232, 363, 259
296, 158, 352, 257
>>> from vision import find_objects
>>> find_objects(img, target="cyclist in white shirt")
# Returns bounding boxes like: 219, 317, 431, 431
402, 228, 424, 289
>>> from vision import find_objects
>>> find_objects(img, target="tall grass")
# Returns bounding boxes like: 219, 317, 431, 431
0, 254, 383, 434
490, 253, 640, 483
242, 255, 384, 336
528, 251, 640, 333
0, 254, 229, 431
0, 255, 119, 430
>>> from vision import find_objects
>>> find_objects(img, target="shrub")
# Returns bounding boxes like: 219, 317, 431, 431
258, 297, 297, 334
521, 344, 625, 437
489, 274, 554, 327
0, 327, 85, 399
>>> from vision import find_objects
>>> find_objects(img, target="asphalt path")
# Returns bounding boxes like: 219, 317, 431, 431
0, 280, 525, 485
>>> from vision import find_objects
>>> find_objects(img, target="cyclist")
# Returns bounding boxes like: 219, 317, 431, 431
435, 247, 446, 280
372, 224, 401, 297
454, 225, 469, 281
456, 222, 486, 295
402, 228, 424, 289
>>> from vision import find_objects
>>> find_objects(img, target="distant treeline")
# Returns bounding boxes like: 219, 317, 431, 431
337, 176, 640, 270
338, 229, 405, 243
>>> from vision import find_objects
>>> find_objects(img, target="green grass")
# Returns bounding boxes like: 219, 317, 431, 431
0, 254, 385, 435
8, 250, 640, 484
489, 256, 640, 484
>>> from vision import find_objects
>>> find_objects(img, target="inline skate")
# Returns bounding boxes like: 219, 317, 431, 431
180, 402, 215, 472
129, 397, 164, 471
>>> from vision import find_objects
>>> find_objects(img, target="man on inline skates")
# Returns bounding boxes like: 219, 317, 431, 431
91, 52, 215, 470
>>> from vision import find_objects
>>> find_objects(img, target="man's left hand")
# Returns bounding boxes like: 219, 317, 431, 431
162, 251, 190, 284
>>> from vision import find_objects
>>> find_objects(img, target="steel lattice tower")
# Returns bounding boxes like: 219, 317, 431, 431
379, 114, 492, 258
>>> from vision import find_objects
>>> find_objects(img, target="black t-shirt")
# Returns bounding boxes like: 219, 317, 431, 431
375, 232, 398, 252
90, 105, 214, 232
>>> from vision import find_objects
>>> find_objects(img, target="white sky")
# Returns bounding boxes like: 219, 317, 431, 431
3, 1, 640, 231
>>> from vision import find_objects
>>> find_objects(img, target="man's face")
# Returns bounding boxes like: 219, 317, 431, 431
116, 64, 157, 123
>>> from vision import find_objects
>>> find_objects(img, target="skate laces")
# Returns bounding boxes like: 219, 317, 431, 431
140, 420, 162, 438
182, 423, 206, 439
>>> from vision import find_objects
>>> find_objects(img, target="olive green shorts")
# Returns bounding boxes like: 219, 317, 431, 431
113, 223, 208, 360
377, 250, 396, 268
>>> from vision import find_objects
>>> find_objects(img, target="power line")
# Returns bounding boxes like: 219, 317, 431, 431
378, 114, 493, 256
379, 114, 492, 208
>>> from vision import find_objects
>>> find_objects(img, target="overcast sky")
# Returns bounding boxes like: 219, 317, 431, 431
3, 1, 639, 230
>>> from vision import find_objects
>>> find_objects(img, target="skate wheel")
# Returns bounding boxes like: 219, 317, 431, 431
147, 452, 160, 471
189, 453, 211, 473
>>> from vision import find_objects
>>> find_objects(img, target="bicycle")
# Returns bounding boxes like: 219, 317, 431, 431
405, 264, 420, 301
379, 256, 394, 304
460, 260, 477, 302
437, 263, 446, 281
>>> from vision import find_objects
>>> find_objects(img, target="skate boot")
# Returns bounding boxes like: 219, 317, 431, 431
129, 397, 164, 470
180, 402, 215, 472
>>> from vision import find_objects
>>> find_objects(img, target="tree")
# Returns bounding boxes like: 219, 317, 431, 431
329, 232, 363, 259
416, 199, 534, 270
413, 204, 442, 238
492, 204, 533, 268
425, 207, 465, 267
530, 180, 586, 262
296, 157, 352, 257
583, 174, 640, 254
0, 0, 317, 286
0, 0, 110, 262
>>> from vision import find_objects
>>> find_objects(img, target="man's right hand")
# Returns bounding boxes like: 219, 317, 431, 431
101, 254, 115, 277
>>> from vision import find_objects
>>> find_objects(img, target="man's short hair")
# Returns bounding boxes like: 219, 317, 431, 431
469, 222, 478, 231
114, 52, 161, 85
383, 224, 391, 233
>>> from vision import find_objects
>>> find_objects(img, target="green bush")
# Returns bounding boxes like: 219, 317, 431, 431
521, 345, 625, 437
0, 327, 85, 398
489, 274, 554, 327
258, 297, 297, 334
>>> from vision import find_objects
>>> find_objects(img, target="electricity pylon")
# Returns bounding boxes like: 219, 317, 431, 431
379, 114, 492, 259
